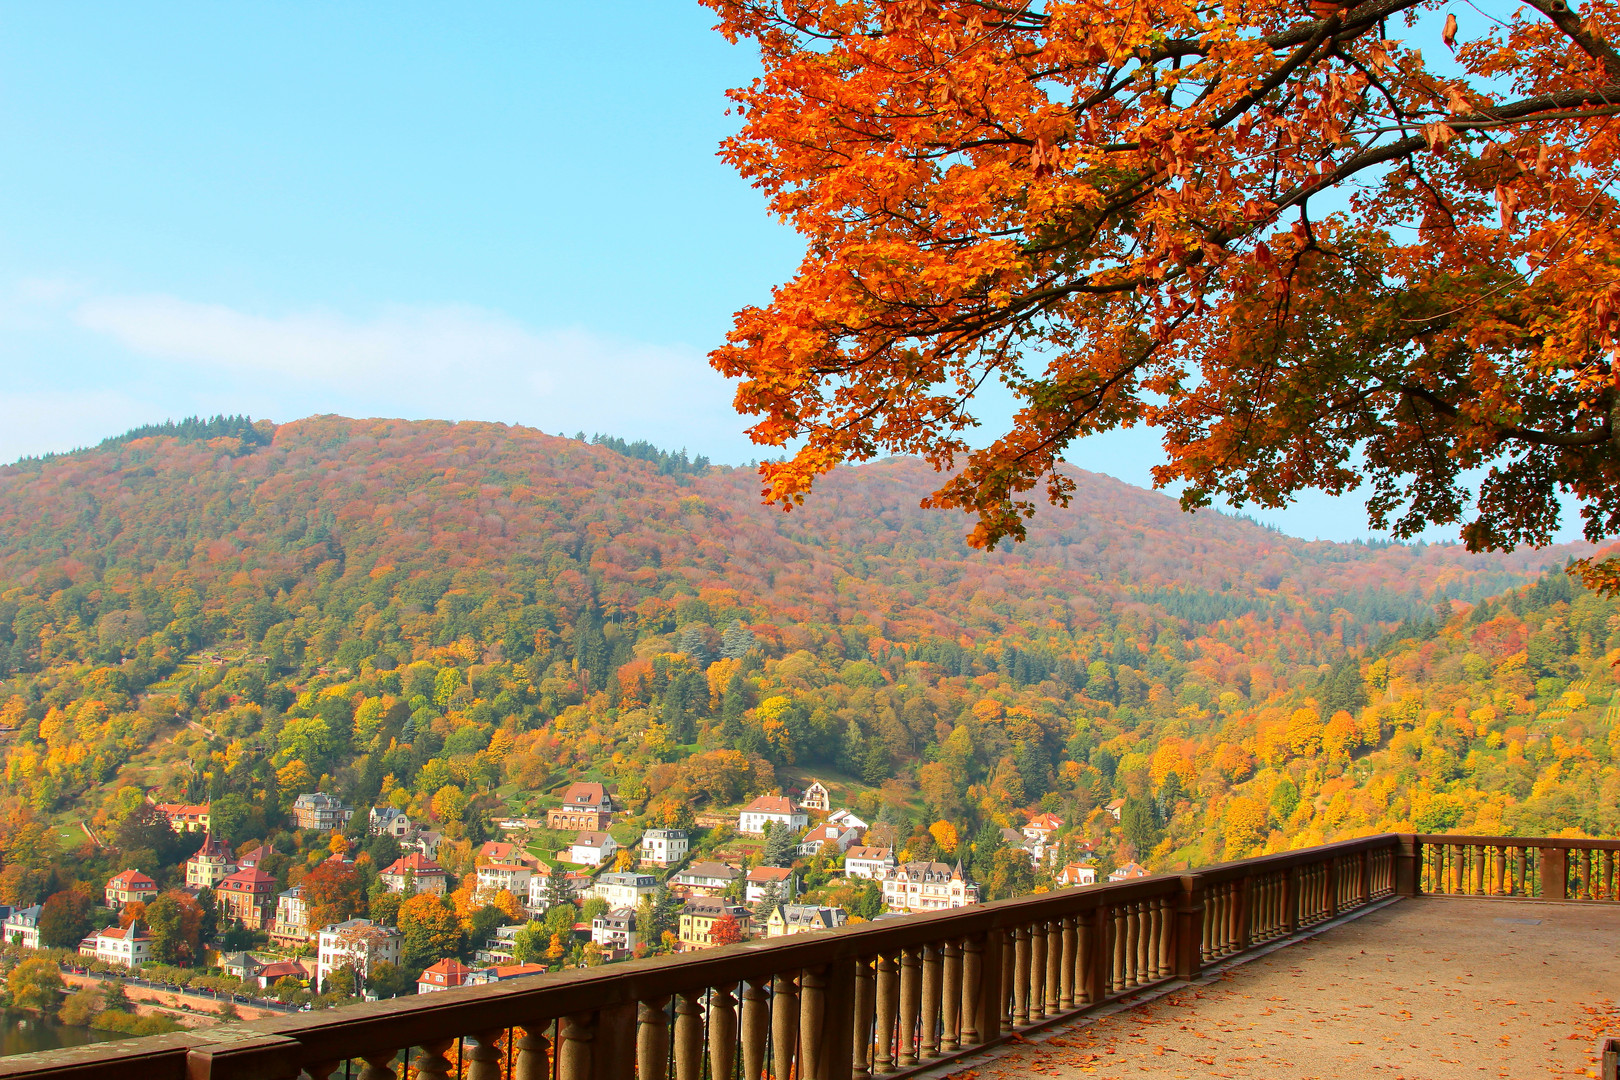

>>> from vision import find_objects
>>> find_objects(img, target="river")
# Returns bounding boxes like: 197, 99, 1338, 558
0, 1012, 129, 1058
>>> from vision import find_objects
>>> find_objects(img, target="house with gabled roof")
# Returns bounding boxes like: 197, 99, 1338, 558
737, 795, 807, 836
547, 781, 613, 832
105, 869, 157, 911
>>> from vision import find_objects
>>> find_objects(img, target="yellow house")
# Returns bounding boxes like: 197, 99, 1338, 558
104, 869, 158, 911
677, 897, 751, 950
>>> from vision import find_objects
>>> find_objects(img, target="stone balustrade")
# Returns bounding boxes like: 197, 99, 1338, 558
3, 832, 1614, 1080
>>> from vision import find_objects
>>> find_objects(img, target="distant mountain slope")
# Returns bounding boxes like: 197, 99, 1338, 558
0, 414, 1607, 895
0, 415, 1571, 661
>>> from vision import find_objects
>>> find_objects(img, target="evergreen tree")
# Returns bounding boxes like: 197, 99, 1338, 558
720, 619, 756, 660
751, 880, 783, 925
1120, 796, 1161, 858
761, 821, 801, 867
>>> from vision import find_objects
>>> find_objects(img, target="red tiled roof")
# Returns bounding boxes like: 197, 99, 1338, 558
220, 867, 278, 889
107, 870, 156, 889
382, 853, 445, 876
742, 795, 797, 814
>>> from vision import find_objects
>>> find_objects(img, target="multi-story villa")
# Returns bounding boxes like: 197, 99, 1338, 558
639, 828, 689, 867
271, 886, 310, 945
316, 919, 402, 990
291, 792, 353, 832
186, 831, 235, 889
104, 869, 158, 911
736, 795, 807, 836
547, 782, 613, 832
879, 861, 979, 914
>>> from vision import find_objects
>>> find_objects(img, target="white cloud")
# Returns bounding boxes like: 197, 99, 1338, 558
69, 293, 757, 455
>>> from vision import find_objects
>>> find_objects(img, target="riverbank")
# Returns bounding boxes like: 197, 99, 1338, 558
0, 1012, 126, 1059
61, 973, 283, 1024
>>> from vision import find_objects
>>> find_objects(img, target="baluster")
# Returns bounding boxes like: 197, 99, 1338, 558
1606, 851, 1616, 901
741, 981, 769, 1080
1027, 922, 1046, 1021
557, 1015, 595, 1080
305, 1061, 342, 1080
852, 959, 874, 1079
358, 1051, 398, 1080
1200, 888, 1213, 962
414, 1041, 454, 1080
1000, 931, 1015, 1034
898, 949, 921, 1066
1148, 897, 1164, 978
960, 937, 982, 1047
1146, 893, 1159, 971
466, 1030, 504, 1080
514, 1025, 552, 1080
801, 966, 827, 1080
1517, 847, 1529, 896
1058, 917, 1076, 1010
1125, 901, 1141, 985
773, 973, 800, 1080
1007, 927, 1026, 1027
1110, 905, 1126, 993
920, 944, 942, 1059
874, 955, 898, 1074
1045, 918, 1062, 1015
638, 997, 672, 1080
673, 993, 705, 1080
1075, 909, 1094, 1005
940, 941, 962, 1052
711, 985, 738, 1080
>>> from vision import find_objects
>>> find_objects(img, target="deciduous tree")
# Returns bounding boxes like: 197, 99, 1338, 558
705, 0, 1620, 590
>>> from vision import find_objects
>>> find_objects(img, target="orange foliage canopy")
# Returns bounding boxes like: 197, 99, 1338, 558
706, 0, 1620, 586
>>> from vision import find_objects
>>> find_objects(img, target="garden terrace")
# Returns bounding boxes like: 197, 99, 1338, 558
2, 834, 1616, 1080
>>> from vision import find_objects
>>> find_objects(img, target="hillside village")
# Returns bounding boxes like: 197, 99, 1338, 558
1, 776, 1130, 1007
0, 422, 1615, 1028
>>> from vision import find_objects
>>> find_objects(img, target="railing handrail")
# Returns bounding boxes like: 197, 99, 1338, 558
1414, 833, 1620, 851
2, 830, 1613, 1080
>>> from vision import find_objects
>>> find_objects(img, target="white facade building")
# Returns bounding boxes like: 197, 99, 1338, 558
569, 832, 617, 867
477, 863, 533, 901
91, 922, 153, 968
843, 846, 897, 880
639, 828, 689, 867
879, 862, 979, 914
2, 904, 41, 949
592, 872, 658, 909
737, 795, 808, 836
316, 919, 403, 990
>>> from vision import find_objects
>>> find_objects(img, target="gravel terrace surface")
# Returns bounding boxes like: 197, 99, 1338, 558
938, 897, 1620, 1080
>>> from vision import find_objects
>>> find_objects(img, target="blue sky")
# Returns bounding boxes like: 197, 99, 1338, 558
0, 2, 1564, 544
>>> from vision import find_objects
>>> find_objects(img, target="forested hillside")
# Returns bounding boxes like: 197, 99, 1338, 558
0, 415, 1611, 894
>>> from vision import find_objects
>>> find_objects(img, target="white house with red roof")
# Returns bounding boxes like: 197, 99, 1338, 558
1056, 862, 1098, 887
379, 852, 449, 894
744, 865, 799, 904
90, 921, 153, 967
569, 831, 617, 867
1108, 861, 1150, 882
417, 958, 478, 993
737, 795, 807, 836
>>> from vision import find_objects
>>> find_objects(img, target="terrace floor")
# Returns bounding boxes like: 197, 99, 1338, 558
936, 897, 1620, 1080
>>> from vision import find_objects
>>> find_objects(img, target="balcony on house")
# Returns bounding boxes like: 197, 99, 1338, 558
2, 834, 1616, 1080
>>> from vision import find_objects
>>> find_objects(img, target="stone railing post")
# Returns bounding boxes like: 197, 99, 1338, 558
1174, 877, 1204, 981
1541, 846, 1568, 900
1396, 835, 1421, 896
